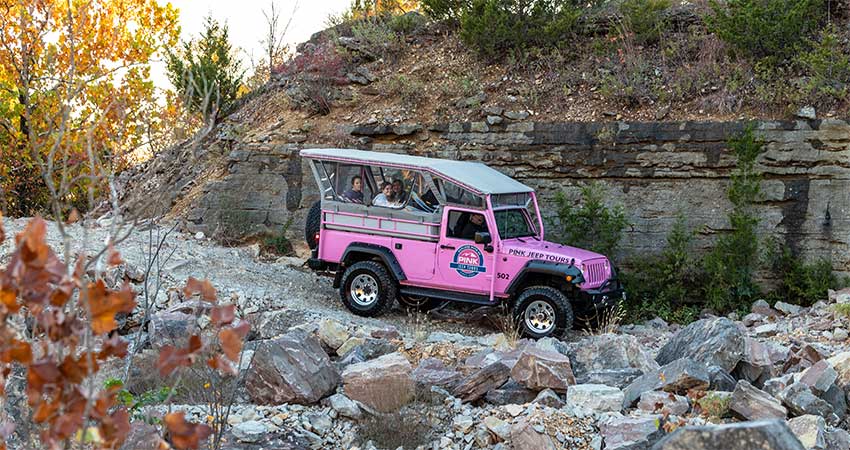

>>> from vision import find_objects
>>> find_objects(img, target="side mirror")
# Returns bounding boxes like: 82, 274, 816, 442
474, 231, 492, 245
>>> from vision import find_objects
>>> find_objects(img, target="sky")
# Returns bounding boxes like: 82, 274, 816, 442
152, 0, 352, 88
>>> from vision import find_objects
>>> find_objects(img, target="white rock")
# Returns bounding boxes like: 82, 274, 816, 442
194, 231, 205, 240
232, 420, 268, 443
833, 328, 848, 341
566, 384, 624, 413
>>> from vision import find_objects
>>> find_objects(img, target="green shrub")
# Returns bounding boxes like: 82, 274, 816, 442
795, 24, 850, 103
768, 243, 839, 306
384, 74, 427, 106
261, 219, 294, 256
835, 303, 850, 319
422, 0, 471, 22
553, 182, 629, 257
351, 18, 402, 60
706, 0, 824, 61
622, 214, 704, 323
619, 0, 671, 45
703, 126, 764, 313
460, 0, 581, 59
105, 378, 175, 424
389, 12, 428, 34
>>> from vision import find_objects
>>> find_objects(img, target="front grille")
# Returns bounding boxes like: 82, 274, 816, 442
583, 260, 609, 286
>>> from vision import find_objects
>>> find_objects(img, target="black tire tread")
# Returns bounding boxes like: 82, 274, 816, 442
339, 260, 397, 317
513, 285, 574, 339
305, 200, 321, 249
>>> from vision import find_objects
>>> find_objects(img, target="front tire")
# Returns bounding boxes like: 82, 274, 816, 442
513, 286, 574, 339
339, 261, 397, 317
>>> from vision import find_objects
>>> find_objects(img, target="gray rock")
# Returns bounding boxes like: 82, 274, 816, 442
638, 391, 690, 415
799, 360, 838, 394
787, 415, 826, 450
342, 352, 414, 413
566, 384, 624, 413
232, 421, 268, 443
486, 115, 503, 125
483, 105, 504, 116
256, 309, 308, 339
775, 301, 803, 316
599, 414, 664, 450
751, 299, 778, 316
796, 106, 817, 120
765, 374, 796, 398
651, 420, 805, 450
245, 332, 340, 405
579, 368, 644, 389
307, 413, 333, 436
483, 416, 511, 442
623, 358, 710, 407
511, 345, 576, 391
655, 318, 745, 372
412, 358, 462, 392
782, 383, 834, 419
456, 92, 487, 108
730, 380, 788, 420
318, 319, 349, 350
707, 365, 737, 392
825, 427, 850, 450
453, 361, 511, 403
568, 333, 659, 380
820, 384, 846, 420
147, 311, 197, 349
392, 123, 422, 135
733, 337, 775, 385
511, 419, 556, 450
327, 393, 361, 419
504, 110, 530, 120
533, 388, 565, 408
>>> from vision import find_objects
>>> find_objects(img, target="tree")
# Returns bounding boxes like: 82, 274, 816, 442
166, 16, 244, 123
0, 0, 180, 217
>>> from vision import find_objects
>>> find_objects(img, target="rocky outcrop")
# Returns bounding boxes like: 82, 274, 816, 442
656, 318, 745, 372
652, 420, 804, 450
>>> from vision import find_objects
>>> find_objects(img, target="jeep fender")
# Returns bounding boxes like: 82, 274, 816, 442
505, 260, 585, 296
335, 243, 407, 288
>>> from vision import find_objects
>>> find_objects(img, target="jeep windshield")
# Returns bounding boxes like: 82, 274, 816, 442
495, 208, 538, 240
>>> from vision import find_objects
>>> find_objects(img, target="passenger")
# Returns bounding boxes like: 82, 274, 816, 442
391, 179, 408, 204
341, 175, 364, 204
461, 213, 487, 240
372, 182, 398, 207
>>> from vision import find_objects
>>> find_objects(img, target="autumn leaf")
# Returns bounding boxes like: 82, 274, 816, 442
183, 277, 217, 303
97, 335, 129, 360
157, 335, 203, 377
210, 304, 235, 326
85, 281, 136, 335
219, 328, 243, 362
207, 355, 237, 376
65, 209, 79, 225
163, 412, 212, 450
107, 243, 124, 266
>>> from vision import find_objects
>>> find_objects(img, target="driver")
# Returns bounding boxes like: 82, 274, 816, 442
461, 213, 487, 240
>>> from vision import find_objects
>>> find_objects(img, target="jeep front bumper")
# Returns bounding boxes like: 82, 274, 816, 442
575, 278, 626, 313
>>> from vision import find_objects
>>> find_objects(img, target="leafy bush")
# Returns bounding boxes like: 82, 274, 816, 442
703, 126, 764, 312
106, 378, 176, 424
459, 0, 581, 59
351, 18, 403, 60
767, 243, 840, 306
389, 12, 428, 34
553, 182, 629, 257
795, 24, 850, 103
622, 214, 704, 323
422, 0, 471, 21
261, 219, 295, 256
384, 74, 428, 106
706, 0, 825, 61
619, 0, 671, 45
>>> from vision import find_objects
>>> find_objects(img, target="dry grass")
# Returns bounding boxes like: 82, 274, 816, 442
582, 299, 626, 335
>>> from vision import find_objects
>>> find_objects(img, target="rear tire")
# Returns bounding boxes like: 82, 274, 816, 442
513, 286, 573, 339
305, 200, 321, 250
397, 295, 442, 311
339, 261, 397, 317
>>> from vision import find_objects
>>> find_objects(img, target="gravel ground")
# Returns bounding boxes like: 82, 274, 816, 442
0, 217, 519, 339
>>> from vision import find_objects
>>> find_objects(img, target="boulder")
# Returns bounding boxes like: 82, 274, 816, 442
336, 336, 365, 357
148, 311, 197, 348
820, 384, 846, 420
638, 391, 690, 415
828, 352, 850, 389
511, 346, 576, 391
510, 419, 557, 450
566, 384, 624, 413
599, 414, 664, 449
255, 309, 307, 339
342, 352, 414, 413
318, 319, 349, 350
453, 361, 511, 403
825, 427, 850, 450
651, 420, 805, 450
752, 299, 780, 317
533, 388, 565, 408
412, 358, 462, 392
245, 332, 340, 405
655, 318, 745, 372
483, 416, 512, 442
775, 301, 803, 316
707, 365, 737, 392
623, 358, 710, 407
567, 333, 659, 379
798, 360, 838, 395
484, 380, 537, 405
231, 421, 268, 443
730, 380, 788, 420
733, 338, 774, 385
327, 393, 361, 419
787, 415, 827, 450
781, 383, 834, 419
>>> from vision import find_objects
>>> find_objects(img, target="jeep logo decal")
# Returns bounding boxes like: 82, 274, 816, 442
450, 245, 487, 278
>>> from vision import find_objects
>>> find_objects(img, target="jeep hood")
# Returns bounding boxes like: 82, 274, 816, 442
501, 239, 607, 265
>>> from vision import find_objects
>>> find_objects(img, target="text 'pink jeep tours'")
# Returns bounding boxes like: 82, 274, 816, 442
302, 149, 626, 338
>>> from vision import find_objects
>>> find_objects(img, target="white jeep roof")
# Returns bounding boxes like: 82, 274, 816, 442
300, 148, 533, 195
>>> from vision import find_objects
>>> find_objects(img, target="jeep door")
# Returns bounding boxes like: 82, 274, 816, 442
436, 208, 495, 294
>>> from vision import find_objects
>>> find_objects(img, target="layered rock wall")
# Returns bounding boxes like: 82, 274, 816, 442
184, 119, 850, 275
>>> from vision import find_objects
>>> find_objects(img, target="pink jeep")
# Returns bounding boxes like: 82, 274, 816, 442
302, 149, 625, 338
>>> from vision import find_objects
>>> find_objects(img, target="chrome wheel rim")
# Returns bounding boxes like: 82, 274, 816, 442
524, 300, 555, 334
350, 274, 379, 307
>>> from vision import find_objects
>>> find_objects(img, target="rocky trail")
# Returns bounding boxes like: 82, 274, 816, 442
2, 218, 850, 450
